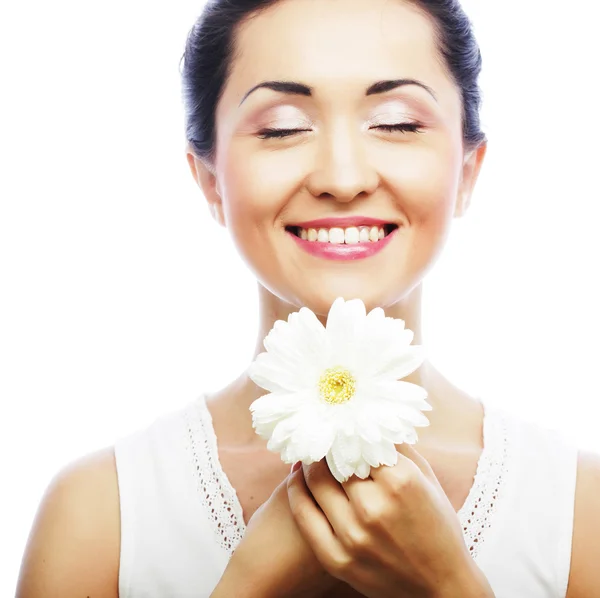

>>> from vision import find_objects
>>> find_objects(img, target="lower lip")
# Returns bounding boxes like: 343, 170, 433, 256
287, 227, 399, 261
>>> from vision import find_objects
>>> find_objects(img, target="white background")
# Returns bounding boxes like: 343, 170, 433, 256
1, 0, 599, 594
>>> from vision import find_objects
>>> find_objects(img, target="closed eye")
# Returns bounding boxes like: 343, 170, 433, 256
257, 127, 312, 139
372, 123, 423, 134
257, 123, 423, 139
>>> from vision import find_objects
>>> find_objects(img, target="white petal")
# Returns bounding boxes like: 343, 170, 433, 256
397, 434, 419, 446
354, 459, 372, 480
356, 417, 383, 444
332, 408, 356, 437
365, 306, 386, 322
376, 401, 431, 427
380, 419, 420, 444
326, 451, 347, 483
250, 391, 308, 418
326, 297, 349, 324
277, 308, 327, 356
253, 311, 328, 389
325, 298, 365, 368
353, 387, 430, 428
252, 407, 287, 439
289, 416, 336, 463
250, 392, 312, 440
333, 432, 362, 464
359, 379, 430, 407
323, 432, 370, 482
370, 329, 415, 368
354, 311, 414, 377
341, 298, 367, 321
248, 352, 310, 393
280, 443, 297, 464
371, 345, 427, 380
297, 306, 327, 337
351, 397, 426, 445
263, 326, 319, 377
327, 446, 356, 483
267, 410, 309, 452
351, 426, 401, 468
374, 440, 400, 466
359, 438, 387, 467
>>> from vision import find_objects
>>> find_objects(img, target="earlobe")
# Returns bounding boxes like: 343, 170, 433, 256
185, 146, 226, 228
455, 141, 487, 219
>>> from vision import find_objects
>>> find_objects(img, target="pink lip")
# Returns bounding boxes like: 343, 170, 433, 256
290, 216, 395, 229
287, 226, 399, 261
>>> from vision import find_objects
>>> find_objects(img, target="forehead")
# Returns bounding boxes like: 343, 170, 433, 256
221, 0, 458, 106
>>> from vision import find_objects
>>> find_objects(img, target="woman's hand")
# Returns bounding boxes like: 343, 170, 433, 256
210, 470, 338, 598
287, 443, 495, 598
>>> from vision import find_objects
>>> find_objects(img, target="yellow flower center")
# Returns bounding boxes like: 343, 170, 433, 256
318, 366, 356, 405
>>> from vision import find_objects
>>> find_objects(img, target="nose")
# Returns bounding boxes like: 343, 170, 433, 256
305, 124, 379, 203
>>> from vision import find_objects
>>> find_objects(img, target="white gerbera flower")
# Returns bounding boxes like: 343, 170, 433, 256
248, 297, 432, 483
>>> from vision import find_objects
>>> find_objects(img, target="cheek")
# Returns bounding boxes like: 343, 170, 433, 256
384, 138, 462, 231
219, 141, 307, 227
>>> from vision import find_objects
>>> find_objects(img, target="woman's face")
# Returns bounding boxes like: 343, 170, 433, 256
191, 0, 485, 316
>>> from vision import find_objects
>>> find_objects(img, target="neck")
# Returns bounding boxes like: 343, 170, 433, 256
211, 283, 479, 448
252, 280, 425, 354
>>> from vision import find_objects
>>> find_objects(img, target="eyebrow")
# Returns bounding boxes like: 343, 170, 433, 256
238, 78, 438, 106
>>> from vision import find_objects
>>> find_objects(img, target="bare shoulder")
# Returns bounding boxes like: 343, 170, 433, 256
566, 449, 600, 598
16, 446, 121, 598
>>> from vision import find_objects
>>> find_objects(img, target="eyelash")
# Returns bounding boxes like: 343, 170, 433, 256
257, 123, 423, 139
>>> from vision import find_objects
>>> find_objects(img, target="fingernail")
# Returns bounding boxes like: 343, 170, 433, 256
291, 461, 302, 473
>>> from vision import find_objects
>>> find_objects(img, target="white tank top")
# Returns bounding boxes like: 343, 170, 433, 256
114, 394, 578, 597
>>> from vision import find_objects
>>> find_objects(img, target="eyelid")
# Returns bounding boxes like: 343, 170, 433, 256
367, 99, 418, 120
258, 105, 313, 127
262, 119, 312, 130
367, 110, 414, 126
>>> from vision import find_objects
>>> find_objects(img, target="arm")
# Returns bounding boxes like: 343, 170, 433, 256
15, 447, 120, 598
210, 471, 337, 598
566, 450, 600, 598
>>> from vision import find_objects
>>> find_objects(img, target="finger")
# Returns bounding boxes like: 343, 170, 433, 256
396, 441, 433, 473
302, 460, 356, 534
340, 472, 375, 504
369, 448, 424, 484
367, 440, 437, 484
395, 441, 440, 484
287, 466, 347, 568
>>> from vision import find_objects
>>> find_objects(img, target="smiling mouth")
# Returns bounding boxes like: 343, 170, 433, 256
285, 223, 398, 243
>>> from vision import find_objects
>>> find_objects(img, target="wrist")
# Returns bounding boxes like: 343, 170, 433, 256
211, 557, 280, 598
436, 558, 495, 598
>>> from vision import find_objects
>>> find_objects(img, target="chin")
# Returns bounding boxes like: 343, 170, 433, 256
293, 283, 398, 317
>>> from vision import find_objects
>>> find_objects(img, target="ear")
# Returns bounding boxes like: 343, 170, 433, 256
454, 141, 487, 218
185, 143, 226, 227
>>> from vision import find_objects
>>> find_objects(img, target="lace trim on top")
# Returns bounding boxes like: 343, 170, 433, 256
458, 402, 510, 558
183, 394, 245, 554
184, 394, 510, 559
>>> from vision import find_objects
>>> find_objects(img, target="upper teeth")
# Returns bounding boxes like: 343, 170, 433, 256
299, 226, 387, 244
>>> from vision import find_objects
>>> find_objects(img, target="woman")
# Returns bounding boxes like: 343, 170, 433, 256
16, 0, 600, 596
